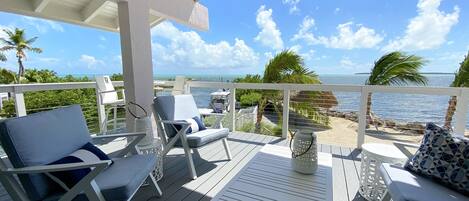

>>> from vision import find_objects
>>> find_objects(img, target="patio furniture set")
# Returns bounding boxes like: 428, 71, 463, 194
0, 77, 467, 201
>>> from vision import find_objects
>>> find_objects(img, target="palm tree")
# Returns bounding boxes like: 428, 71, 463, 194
366, 51, 428, 126
256, 50, 321, 132
444, 52, 469, 129
0, 28, 42, 82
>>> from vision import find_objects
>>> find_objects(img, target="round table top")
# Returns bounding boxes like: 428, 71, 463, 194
362, 143, 407, 160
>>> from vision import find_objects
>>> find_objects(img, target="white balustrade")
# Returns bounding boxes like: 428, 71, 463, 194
0, 80, 467, 147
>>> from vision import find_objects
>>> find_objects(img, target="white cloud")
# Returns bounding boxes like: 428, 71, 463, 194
292, 16, 317, 45
99, 36, 106, 41
334, 8, 341, 14
339, 57, 369, 70
80, 54, 104, 69
254, 6, 284, 50
317, 22, 384, 49
264, 52, 274, 60
22, 17, 64, 33
292, 17, 383, 49
382, 0, 459, 51
151, 22, 259, 69
282, 0, 301, 14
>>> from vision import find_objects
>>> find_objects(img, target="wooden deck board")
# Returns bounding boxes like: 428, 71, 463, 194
0, 132, 364, 201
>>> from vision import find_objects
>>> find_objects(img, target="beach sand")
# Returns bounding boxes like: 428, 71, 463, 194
315, 117, 424, 148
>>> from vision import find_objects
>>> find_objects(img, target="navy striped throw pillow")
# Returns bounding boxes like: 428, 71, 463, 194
48, 142, 111, 188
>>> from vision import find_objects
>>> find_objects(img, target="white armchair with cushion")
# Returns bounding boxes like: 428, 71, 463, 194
0, 105, 161, 201
152, 94, 232, 179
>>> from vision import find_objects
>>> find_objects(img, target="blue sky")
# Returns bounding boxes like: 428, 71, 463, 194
0, 0, 468, 76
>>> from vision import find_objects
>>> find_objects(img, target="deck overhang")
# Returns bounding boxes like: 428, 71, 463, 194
0, 0, 209, 32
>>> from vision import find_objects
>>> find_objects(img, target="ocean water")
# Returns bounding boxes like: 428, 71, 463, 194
184, 74, 464, 127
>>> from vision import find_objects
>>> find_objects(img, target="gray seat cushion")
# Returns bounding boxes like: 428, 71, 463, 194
71, 154, 156, 201
380, 163, 468, 201
0, 105, 91, 200
174, 128, 229, 148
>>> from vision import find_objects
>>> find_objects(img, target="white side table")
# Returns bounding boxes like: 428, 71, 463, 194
137, 139, 164, 181
358, 143, 407, 201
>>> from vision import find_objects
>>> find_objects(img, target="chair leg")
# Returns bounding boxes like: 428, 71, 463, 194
183, 145, 197, 180
222, 138, 232, 160
178, 132, 198, 180
146, 174, 162, 197
380, 190, 391, 201
83, 180, 105, 201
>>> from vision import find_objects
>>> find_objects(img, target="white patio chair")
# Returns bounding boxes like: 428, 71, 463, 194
95, 76, 125, 132
152, 94, 232, 179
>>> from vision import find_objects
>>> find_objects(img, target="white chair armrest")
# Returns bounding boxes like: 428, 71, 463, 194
158, 120, 191, 126
1, 161, 111, 175
201, 113, 226, 117
91, 132, 145, 140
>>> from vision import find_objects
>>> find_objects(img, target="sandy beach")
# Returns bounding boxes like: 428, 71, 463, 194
315, 117, 424, 148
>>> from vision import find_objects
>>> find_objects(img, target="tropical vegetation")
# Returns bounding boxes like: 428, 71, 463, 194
234, 50, 336, 135
0, 68, 123, 133
366, 51, 428, 126
0, 28, 42, 82
444, 51, 469, 129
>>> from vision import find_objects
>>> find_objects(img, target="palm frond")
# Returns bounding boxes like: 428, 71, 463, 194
367, 51, 428, 86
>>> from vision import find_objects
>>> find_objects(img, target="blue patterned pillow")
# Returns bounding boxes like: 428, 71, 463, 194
48, 142, 111, 188
405, 123, 469, 195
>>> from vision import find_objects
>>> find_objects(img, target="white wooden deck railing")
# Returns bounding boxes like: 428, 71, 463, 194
0, 80, 467, 148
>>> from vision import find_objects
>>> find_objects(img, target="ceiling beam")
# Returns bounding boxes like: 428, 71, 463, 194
33, 0, 51, 13
81, 0, 108, 23
0, 0, 119, 32
149, 0, 208, 31
150, 17, 164, 27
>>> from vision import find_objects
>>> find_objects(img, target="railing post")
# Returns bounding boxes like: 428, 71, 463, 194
282, 89, 290, 139
229, 88, 236, 132
454, 89, 469, 137
357, 86, 369, 148
95, 84, 106, 133
13, 86, 26, 117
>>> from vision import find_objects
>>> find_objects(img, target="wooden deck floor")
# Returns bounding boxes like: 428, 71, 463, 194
0, 132, 366, 201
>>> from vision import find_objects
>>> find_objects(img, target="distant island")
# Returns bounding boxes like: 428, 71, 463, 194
355, 72, 454, 75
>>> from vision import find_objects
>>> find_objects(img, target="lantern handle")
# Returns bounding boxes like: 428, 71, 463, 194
289, 130, 315, 158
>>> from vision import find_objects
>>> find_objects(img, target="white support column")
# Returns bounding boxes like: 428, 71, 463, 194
282, 89, 290, 139
357, 87, 369, 148
95, 85, 106, 133
229, 88, 236, 131
117, 0, 154, 130
13, 87, 26, 117
454, 89, 469, 137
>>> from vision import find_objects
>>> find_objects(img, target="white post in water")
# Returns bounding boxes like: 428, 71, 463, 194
117, 0, 154, 130
282, 89, 290, 139
454, 89, 469, 137
357, 86, 369, 148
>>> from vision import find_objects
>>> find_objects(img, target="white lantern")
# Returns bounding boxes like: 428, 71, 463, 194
290, 130, 318, 174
